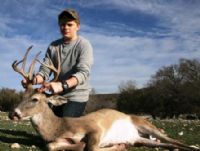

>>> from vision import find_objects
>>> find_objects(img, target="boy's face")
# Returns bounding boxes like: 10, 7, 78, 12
59, 19, 80, 41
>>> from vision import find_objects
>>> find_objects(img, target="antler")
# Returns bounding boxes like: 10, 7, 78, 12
12, 45, 41, 84
37, 49, 61, 82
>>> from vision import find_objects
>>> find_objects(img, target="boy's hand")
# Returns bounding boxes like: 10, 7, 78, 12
38, 82, 63, 94
32, 74, 44, 85
21, 79, 28, 88
21, 74, 44, 88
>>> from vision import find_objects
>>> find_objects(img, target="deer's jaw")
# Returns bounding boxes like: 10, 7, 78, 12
31, 113, 43, 125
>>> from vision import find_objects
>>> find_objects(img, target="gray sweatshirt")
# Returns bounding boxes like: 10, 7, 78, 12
38, 36, 93, 102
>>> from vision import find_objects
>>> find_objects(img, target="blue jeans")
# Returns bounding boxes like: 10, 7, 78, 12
50, 101, 87, 117
62, 101, 87, 117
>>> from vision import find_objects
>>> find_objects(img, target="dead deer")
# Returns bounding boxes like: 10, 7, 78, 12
9, 46, 199, 151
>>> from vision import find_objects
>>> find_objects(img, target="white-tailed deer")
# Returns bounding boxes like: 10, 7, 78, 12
9, 46, 199, 151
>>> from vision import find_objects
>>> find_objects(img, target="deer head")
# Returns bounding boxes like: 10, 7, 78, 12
9, 46, 66, 121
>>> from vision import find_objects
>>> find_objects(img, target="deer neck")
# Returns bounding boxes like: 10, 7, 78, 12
30, 103, 64, 142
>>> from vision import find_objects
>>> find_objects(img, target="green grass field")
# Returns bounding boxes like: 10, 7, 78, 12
0, 112, 199, 151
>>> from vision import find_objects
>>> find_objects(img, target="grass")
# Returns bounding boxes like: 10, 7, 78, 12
0, 112, 45, 151
0, 112, 199, 151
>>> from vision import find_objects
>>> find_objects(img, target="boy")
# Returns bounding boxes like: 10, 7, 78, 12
24, 9, 93, 117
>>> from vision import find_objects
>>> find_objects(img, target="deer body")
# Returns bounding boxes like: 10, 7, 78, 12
10, 46, 200, 151
13, 92, 140, 149
10, 90, 199, 151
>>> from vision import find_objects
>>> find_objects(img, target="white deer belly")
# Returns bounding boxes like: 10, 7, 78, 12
99, 118, 139, 147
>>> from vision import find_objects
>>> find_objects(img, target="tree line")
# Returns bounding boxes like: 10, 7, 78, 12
0, 58, 200, 119
0, 88, 22, 111
117, 58, 200, 118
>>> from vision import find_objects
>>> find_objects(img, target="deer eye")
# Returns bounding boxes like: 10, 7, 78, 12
32, 98, 38, 102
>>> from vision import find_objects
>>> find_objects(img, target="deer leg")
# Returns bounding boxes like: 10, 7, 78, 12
134, 137, 195, 151
131, 116, 199, 151
47, 139, 85, 151
89, 145, 127, 151
87, 132, 127, 151
87, 132, 105, 151
106, 144, 128, 151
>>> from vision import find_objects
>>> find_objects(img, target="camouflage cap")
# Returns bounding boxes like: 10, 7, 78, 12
58, 9, 80, 24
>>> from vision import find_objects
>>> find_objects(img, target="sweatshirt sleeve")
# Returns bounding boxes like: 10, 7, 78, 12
72, 39, 93, 85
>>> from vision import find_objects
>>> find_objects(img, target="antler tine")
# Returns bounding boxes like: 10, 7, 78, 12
36, 49, 61, 82
12, 60, 28, 79
22, 45, 33, 71
28, 51, 41, 80
12, 45, 33, 80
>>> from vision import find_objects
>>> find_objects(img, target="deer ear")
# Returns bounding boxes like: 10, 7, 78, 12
47, 95, 68, 106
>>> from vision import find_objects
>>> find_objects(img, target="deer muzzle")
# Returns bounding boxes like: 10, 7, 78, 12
9, 108, 22, 121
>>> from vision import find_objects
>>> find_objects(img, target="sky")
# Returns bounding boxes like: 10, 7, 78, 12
0, 0, 200, 94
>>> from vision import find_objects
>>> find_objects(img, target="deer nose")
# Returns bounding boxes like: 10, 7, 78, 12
8, 108, 22, 121
8, 111, 15, 120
